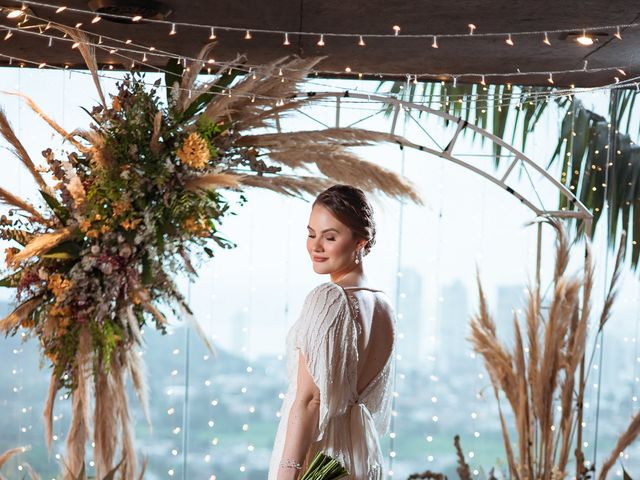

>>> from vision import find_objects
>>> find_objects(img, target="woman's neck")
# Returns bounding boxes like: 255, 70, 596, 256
330, 265, 367, 287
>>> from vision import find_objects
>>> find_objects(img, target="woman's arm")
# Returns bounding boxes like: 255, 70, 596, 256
276, 351, 321, 480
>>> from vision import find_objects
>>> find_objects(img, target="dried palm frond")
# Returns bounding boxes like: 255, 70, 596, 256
238, 128, 404, 149
178, 42, 218, 108
0, 187, 46, 222
598, 411, 640, 480
0, 296, 44, 334
127, 347, 151, 427
0, 108, 48, 191
22, 462, 40, 480
64, 329, 91, 479
93, 362, 118, 478
9, 226, 76, 267
183, 172, 243, 191
599, 230, 626, 331
238, 173, 334, 199
0, 446, 29, 469
43, 372, 58, 453
3, 92, 89, 153
201, 56, 326, 125
494, 386, 520, 480
52, 27, 106, 110
112, 354, 137, 480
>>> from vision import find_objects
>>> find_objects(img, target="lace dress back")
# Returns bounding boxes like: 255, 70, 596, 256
268, 282, 396, 479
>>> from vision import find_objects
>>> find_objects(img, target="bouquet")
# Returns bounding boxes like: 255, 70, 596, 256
300, 452, 349, 480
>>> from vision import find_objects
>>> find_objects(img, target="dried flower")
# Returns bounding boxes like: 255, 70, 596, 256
176, 132, 210, 170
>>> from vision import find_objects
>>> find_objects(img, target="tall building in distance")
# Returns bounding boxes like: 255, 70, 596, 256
396, 267, 424, 368
437, 280, 469, 375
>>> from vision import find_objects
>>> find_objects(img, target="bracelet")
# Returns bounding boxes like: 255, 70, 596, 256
279, 458, 302, 470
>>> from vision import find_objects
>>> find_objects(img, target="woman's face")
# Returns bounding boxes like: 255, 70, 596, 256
306, 204, 362, 275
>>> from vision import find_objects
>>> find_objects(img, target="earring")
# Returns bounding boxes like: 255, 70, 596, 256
354, 250, 361, 265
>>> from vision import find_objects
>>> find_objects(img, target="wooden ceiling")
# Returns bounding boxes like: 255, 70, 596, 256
1, 0, 639, 87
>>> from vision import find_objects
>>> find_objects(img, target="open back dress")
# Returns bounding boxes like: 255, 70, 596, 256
268, 281, 396, 479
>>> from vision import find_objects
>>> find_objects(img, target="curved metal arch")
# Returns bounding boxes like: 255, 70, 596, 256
288, 91, 593, 225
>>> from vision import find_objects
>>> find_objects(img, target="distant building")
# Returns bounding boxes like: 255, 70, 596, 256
437, 280, 469, 375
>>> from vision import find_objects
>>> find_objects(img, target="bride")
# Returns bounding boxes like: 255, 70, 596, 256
268, 184, 397, 480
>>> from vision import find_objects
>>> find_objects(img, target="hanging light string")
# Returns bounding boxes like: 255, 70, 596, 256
4, 43, 640, 118
0, 14, 634, 99
9, 0, 640, 43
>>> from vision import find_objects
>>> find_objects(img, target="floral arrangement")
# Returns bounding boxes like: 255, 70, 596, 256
0, 28, 422, 479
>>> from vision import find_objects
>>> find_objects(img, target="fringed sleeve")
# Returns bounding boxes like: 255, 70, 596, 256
295, 282, 358, 441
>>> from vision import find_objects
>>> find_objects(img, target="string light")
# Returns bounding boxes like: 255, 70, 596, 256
244, 30, 252, 40
132, 15, 142, 22
543, 32, 551, 45
91, 15, 101, 24
506, 33, 514, 46
317, 34, 325, 46
283, 32, 289, 45
4, 30, 13, 40
480, 75, 486, 86
98, 35, 103, 44
358, 35, 365, 46
548, 72, 554, 84
431, 36, 438, 48
393, 25, 400, 36
617, 68, 626, 76
169, 23, 176, 35
468, 23, 476, 35
47, 36, 52, 47
54, 5, 66, 13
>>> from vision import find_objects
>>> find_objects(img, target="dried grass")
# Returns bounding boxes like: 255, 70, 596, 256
0, 296, 43, 334
0, 446, 29, 469
598, 411, 640, 480
467, 220, 626, 480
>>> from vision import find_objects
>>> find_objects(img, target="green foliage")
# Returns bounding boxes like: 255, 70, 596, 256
300, 452, 349, 480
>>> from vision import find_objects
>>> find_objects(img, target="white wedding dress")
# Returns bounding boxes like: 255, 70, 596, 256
268, 281, 396, 480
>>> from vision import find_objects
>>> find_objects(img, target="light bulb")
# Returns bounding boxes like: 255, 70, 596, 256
614, 26, 622, 40
55, 6, 66, 13
543, 32, 551, 45
244, 30, 252, 40
358, 35, 365, 46
317, 34, 325, 46
480, 75, 486, 86
577, 30, 593, 46
431, 36, 438, 48
393, 25, 400, 36
548, 73, 554, 84
7, 9, 24, 19
506, 33, 514, 46
468, 23, 476, 35
91, 15, 101, 23
169, 23, 176, 35
209, 27, 216, 40
283, 32, 290, 45
132, 15, 142, 22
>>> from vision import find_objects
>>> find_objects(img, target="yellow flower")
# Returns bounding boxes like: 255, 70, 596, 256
100, 225, 111, 234
176, 132, 210, 170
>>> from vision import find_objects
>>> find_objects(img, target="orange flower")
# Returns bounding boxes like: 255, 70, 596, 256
121, 218, 142, 231
47, 274, 70, 298
79, 220, 92, 232
4, 247, 19, 266
100, 225, 111, 234
86, 229, 100, 239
